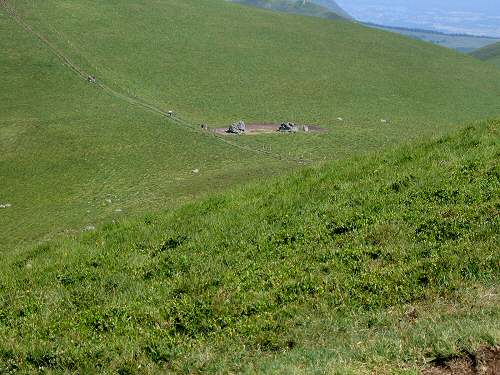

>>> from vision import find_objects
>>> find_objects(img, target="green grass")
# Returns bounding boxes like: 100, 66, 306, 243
10, 0, 500, 127
471, 41, 500, 67
2, 0, 500, 251
0, 6, 288, 250
1, 120, 498, 373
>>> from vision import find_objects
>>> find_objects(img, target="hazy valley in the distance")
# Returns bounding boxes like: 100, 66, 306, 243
335, 0, 500, 38
229, 1, 500, 52
326, 0, 500, 52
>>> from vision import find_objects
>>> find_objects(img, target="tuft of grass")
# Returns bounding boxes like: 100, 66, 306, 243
0, 120, 498, 373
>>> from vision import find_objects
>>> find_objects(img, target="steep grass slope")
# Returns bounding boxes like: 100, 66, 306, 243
1, 120, 498, 373
2, 0, 500, 250
471, 41, 500, 67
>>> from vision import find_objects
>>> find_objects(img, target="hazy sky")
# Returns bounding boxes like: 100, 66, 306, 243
335, 0, 500, 36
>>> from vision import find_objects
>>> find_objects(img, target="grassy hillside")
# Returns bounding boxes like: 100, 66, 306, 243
0, 8, 287, 251
2, 0, 500, 250
8, 0, 500, 127
471, 41, 500, 67
1, 120, 498, 373
229, 0, 347, 20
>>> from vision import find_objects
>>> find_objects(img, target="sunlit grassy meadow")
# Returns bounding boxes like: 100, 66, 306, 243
2, 0, 500, 249
1, 120, 498, 373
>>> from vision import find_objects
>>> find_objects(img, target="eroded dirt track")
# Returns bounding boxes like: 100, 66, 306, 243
423, 347, 499, 375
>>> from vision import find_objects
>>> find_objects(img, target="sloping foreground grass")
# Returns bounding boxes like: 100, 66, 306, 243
1, 120, 498, 373
471, 41, 500, 68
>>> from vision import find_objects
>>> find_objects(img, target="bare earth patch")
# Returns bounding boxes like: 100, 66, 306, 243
213, 123, 327, 135
423, 347, 500, 375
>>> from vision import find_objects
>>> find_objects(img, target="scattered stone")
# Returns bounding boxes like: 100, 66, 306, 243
302, 125, 309, 132
115, 208, 123, 213
83, 224, 96, 232
337, 117, 344, 121
192, 169, 200, 174
200, 124, 209, 130
105, 198, 112, 204
381, 119, 388, 123
0, 203, 11, 209
227, 120, 246, 134
278, 122, 298, 133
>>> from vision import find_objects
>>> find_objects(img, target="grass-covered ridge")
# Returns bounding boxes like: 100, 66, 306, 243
1, 120, 498, 373
2, 0, 500, 250
471, 41, 500, 67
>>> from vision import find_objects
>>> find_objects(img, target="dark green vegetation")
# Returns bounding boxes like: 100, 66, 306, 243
229, 0, 348, 20
2, 0, 500, 250
1, 120, 499, 373
471, 41, 500, 67
365, 23, 500, 53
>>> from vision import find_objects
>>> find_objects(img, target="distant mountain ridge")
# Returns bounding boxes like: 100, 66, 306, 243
228, 0, 351, 20
310, 0, 352, 19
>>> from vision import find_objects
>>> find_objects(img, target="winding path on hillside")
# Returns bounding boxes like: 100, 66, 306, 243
0, 0, 310, 164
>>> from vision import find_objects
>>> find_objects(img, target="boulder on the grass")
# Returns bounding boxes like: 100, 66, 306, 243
278, 122, 298, 132
227, 120, 246, 134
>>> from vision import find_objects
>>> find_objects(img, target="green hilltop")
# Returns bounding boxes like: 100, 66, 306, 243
1, 119, 499, 372
2, 0, 500, 250
471, 41, 500, 67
